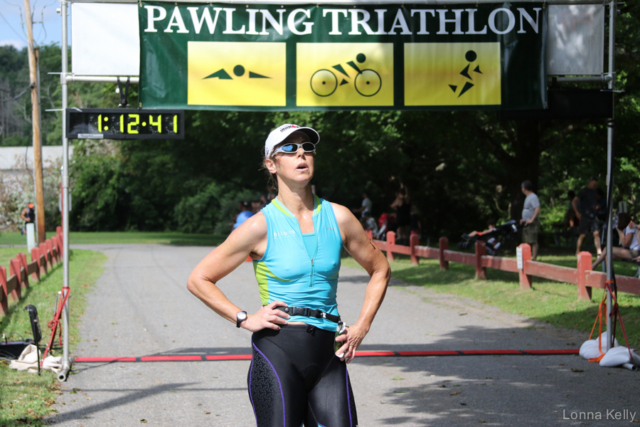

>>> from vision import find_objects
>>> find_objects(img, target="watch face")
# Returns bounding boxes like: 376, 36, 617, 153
237, 311, 247, 321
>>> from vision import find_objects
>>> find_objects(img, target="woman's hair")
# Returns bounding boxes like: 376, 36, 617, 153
617, 212, 631, 231
261, 155, 278, 192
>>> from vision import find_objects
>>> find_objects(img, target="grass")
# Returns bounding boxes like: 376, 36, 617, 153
0, 248, 30, 274
0, 249, 107, 426
342, 254, 640, 347
0, 231, 227, 247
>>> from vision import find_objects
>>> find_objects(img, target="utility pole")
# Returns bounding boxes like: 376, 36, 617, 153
24, 0, 46, 243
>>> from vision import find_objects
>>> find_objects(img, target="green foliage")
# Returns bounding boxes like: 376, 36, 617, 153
174, 181, 226, 233
2, 20, 638, 240
68, 140, 124, 230
213, 188, 263, 235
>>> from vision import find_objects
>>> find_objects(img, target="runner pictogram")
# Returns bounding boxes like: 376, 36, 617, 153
449, 50, 483, 98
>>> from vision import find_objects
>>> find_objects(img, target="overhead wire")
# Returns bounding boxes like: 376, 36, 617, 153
0, 11, 28, 45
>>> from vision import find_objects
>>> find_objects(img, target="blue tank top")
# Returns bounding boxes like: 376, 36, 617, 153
253, 195, 342, 331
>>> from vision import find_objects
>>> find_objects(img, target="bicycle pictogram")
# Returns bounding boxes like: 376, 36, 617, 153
310, 53, 382, 98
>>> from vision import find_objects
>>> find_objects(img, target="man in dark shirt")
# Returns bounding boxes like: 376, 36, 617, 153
20, 203, 35, 235
573, 177, 602, 256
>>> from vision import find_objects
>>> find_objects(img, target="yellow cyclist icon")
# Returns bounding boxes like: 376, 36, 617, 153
310, 53, 382, 98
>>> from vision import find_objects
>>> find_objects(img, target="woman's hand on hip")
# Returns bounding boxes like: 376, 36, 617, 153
242, 301, 290, 332
335, 322, 369, 363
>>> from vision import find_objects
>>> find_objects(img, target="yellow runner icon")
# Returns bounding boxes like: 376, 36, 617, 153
404, 43, 501, 106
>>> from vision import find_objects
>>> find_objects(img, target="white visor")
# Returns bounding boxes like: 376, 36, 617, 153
265, 124, 320, 157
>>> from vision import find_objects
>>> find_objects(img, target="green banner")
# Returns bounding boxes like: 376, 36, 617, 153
140, 2, 547, 111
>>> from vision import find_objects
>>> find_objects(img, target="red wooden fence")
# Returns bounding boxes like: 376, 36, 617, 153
366, 231, 640, 301
0, 230, 63, 316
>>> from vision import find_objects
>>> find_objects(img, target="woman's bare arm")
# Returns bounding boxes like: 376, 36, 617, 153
187, 213, 290, 331
331, 203, 390, 363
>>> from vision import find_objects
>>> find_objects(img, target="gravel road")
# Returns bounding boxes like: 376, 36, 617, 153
47, 244, 640, 426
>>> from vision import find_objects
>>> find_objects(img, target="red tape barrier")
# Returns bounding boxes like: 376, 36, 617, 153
73, 349, 579, 363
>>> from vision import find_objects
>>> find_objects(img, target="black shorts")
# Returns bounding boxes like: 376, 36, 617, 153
579, 217, 599, 235
248, 325, 358, 427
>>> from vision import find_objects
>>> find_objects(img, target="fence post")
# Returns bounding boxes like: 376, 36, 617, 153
18, 253, 31, 285
0, 267, 8, 316
410, 234, 419, 266
518, 244, 533, 290
50, 237, 59, 263
31, 247, 42, 277
56, 233, 63, 258
576, 251, 593, 301
46, 240, 55, 265
475, 241, 487, 280
386, 232, 396, 262
439, 237, 449, 270
9, 258, 23, 299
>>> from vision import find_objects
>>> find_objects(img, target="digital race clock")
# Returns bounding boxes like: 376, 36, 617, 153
66, 109, 185, 140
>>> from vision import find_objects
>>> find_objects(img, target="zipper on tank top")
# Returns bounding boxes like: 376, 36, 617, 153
310, 258, 315, 287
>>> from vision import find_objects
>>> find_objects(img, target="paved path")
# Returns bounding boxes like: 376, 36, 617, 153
48, 244, 640, 426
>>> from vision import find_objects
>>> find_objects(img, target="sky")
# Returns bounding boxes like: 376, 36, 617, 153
0, 0, 65, 49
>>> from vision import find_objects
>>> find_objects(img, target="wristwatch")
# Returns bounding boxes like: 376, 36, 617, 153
236, 311, 248, 328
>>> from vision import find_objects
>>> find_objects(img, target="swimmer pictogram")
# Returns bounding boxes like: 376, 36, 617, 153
310, 53, 382, 98
449, 50, 483, 98
204, 65, 270, 80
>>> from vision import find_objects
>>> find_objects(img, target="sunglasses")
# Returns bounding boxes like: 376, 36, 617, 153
273, 141, 316, 155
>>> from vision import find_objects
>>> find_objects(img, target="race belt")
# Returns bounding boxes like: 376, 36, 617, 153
276, 306, 341, 323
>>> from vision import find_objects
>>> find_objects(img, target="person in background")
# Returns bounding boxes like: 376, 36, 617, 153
464, 218, 503, 255
375, 213, 388, 240
409, 205, 421, 240
259, 194, 269, 209
596, 188, 608, 222
565, 190, 579, 229
573, 177, 602, 256
468, 218, 497, 238
391, 189, 411, 245
352, 191, 373, 218
233, 202, 254, 229
520, 180, 541, 261
361, 211, 379, 236
592, 213, 640, 269
20, 203, 35, 235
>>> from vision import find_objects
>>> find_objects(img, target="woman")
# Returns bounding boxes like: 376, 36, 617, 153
187, 124, 390, 427
592, 212, 640, 269
391, 189, 411, 245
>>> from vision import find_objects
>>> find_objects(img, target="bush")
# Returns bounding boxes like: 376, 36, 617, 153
174, 182, 226, 233
213, 188, 263, 235
174, 183, 262, 234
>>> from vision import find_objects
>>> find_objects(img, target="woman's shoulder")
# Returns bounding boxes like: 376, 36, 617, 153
328, 202, 358, 225
231, 211, 267, 240
328, 201, 349, 215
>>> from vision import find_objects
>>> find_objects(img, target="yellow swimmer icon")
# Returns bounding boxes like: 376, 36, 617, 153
188, 41, 286, 107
